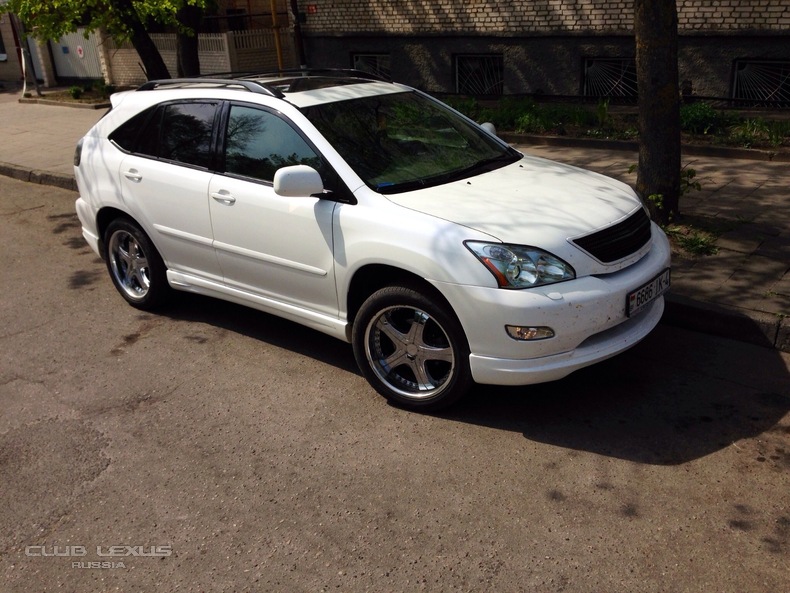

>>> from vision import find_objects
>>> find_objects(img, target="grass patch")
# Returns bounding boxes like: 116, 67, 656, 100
664, 225, 719, 256
38, 80, 121, 104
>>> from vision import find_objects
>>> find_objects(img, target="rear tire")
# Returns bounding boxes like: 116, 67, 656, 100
352, 286, 472, 411
104, 218, 169, 310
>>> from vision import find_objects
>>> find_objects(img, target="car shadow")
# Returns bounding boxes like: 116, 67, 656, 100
161, 293, 789, 467
439, 323, 790, 466
160, 292, 359, 376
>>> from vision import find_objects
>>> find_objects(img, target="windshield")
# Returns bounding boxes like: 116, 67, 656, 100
301, 91, 520, 194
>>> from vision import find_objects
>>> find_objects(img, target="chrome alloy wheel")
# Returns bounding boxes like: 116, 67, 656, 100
108, 229, 151, 301
364, 305, 456, 400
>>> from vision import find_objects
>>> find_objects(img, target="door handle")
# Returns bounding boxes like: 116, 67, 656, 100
124, 169, 142, 182
211, 191, 236, 205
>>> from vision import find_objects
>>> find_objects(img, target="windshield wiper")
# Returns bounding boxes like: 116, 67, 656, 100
375, 150, 520, 195
448, 151, 521, 181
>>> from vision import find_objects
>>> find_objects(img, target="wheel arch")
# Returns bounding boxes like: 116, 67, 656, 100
96, 207, 134, 257
346, 264, 457, 329
95, 206, 162, 262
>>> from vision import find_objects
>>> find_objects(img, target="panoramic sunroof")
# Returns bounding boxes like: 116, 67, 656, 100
258, 76, 374, 94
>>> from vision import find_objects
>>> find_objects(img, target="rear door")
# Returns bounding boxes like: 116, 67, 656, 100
115, 101, 222, 280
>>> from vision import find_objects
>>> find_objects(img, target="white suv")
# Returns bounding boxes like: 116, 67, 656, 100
74, 71, 670, 410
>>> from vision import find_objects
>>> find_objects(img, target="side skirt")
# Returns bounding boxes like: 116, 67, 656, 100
167, 270, 351, 343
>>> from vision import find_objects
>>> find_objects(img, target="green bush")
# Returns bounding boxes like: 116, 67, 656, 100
445, 96, 603, 134
445, 95, 789, 150
728, 118, 771, 148
68, 85, 83, 100
445, 96, 544, 130
765, 119, 790, 147
487, 97, 538, 129
680, 102, 720, 134
93, 79, 116, 98
515, 112, 548, 134
596, 98, 611, 128
545, 104, 597, 128
515, 104, 596, 134
442, 96, 482, 120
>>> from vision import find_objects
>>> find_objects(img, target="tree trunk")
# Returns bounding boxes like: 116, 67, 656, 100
634, 0, 681, 224
112, 0, 170, 80
177, 5, 202, 77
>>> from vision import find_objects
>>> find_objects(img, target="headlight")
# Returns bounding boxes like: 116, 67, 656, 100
465, 242, 575, 289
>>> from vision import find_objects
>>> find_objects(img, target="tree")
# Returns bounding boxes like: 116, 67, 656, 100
634, 0, 681, 225
1, 0, 207, 81
176, 3, 202, 77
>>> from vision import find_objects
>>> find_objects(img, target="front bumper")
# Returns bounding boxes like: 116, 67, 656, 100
468, 297, 663, 385
431, 224, 671, 386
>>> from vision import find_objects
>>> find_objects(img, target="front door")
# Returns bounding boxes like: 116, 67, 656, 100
208, 104, 338, 317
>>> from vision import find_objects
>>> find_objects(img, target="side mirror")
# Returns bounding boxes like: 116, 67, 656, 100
480, 122, 497, 136
273, 165, 324, 197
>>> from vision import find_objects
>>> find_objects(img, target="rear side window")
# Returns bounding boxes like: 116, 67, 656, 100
109, 108, 154, 152
110, 101, 218, 169
158, 102, 217, 168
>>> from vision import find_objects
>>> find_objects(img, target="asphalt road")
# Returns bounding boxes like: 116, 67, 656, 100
1, 177, 789, 592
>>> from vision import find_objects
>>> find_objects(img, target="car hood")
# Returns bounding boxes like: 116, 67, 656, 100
385, 154, 643, 247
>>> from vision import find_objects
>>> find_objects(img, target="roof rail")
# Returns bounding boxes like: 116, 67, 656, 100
137, 78, 285, 98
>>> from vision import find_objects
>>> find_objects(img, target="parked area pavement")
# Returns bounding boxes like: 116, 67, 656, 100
0, 87, 787, 351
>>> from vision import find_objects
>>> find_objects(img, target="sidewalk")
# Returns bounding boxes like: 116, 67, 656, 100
1, 88, 788, 352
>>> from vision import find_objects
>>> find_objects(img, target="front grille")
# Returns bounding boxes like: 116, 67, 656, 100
571, 209, 652, 263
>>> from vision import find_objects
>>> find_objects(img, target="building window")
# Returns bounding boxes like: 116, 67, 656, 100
583, 58, 638, 99
0, 28, 7, 62
733, 60, 790, 106
455, 55, 504, 96
352, 54, 391, 80
226, 9, 248, 31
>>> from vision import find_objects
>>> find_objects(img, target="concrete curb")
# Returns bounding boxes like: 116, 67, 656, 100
664, 294, 788, 352
18, 97, 111, 110
0, 162, 78, 192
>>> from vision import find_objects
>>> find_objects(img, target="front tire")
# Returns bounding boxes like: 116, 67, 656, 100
104, 218, 169, 310
352, 286, 472, 411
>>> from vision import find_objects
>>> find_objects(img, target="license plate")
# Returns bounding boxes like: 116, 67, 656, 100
627, 268, 671, 317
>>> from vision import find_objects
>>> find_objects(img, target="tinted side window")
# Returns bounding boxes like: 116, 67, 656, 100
224, 105, 321, 182
109, 107, 155, 152
158, 102, 218, 168
136, 106, 163, 158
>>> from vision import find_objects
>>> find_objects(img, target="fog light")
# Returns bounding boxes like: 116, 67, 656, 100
506, 325, 555, 341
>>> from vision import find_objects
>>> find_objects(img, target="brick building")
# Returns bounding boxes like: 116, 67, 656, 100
296, 0, 790, 103
2, 1, 787, 103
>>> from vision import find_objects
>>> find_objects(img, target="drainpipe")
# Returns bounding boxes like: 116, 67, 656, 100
289, 0, 307, 68
270, 0, 283, 70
